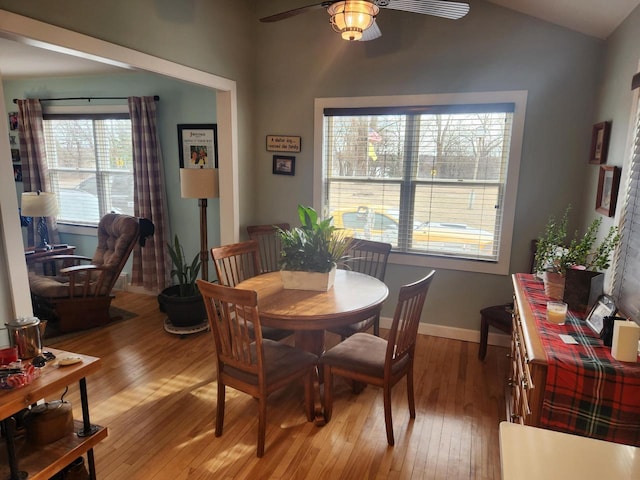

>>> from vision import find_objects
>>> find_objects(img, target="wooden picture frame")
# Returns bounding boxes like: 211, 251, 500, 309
585, 294, 616, 335
177, 124, 218, 169
272, 155, 295, 176
596, 165, 621, 217
589, 121, 611, 164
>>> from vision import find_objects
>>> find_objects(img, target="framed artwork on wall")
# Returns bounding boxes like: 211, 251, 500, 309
272, 155, 295, 176
596, 165, 621, 217
177, 124, 218, 169
589, 121, 611, 164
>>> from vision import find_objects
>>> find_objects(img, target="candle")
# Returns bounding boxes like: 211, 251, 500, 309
547, 301, 568, 325
611, 320, 640, 362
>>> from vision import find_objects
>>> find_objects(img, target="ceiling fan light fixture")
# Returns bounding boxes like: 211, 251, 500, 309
327, 1, 379, 41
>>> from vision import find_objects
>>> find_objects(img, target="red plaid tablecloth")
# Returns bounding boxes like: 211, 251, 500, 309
516, 273, 640, 447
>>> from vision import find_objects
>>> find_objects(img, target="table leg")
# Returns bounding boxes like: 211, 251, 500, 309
294, 330, 326, 425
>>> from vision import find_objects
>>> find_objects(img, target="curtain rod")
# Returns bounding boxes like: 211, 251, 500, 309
12, 95, 160, 104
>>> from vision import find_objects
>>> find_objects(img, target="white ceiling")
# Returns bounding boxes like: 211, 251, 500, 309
0, 1, 639, 78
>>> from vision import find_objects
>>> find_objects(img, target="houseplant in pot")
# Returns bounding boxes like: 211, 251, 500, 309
277, 205, 352, 291
534, 206, 620, 309
157, 235, 206, 327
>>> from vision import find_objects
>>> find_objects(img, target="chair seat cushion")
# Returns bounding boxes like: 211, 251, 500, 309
320, 332, 408, 379
480, 304, 513, 332
28, 272, 88, 298
224, 339, 317, 386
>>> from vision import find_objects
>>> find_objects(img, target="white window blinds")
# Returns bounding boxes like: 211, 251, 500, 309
322, 103, 514, 261
42, 114, 133, 226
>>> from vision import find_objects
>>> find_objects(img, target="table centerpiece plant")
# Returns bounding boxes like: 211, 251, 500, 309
534, 206, 620, 302
277, 205, 353, 291
157, 234, 206, 327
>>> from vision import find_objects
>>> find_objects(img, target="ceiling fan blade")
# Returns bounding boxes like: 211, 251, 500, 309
259, 2, 331, 23
377, 0, 470, 20
359, 21, 382, 41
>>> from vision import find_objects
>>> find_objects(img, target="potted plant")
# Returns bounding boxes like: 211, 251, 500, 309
157, 235, 206, 327
277, 205, 352, 291
534, 206, 620, 307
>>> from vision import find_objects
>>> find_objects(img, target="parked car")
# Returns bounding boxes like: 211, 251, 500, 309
331, 206, 494, 256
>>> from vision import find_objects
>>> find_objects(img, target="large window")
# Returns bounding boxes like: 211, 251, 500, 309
42, 111, 134, 227
314, 92, 527, 274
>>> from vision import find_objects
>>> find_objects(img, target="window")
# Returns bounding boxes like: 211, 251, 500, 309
613, 80, 640, 321
314, 92, 527, 274
42, 111, 134, 228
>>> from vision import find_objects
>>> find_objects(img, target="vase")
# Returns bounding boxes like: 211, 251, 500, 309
542, 271, 565, 300
563, 269, 604, 313
280, 266, 337, 291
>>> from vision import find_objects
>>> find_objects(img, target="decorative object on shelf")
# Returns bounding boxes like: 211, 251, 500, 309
20, 191, 58, 250
277, 205, 352, 291
8, 111, 18, 130
266, 134, 301, 153
272, 155, 295, 175
585, 294, 617, 336
158, 235, 207, 328
596, 165, 621, 217
534, 206, 620, 306
177, 123, 218, 168
13, 164, 22, 182
589, 121, 611, 164
11, 148, 20, 162
179, 167, 219, 280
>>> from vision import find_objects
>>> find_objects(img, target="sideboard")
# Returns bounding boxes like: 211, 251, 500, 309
507, 274, 640, 446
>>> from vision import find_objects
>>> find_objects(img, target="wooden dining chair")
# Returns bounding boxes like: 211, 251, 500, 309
211, 240, 293, 341
329, 238, 392, 338
196, 280, 317, 457
320, 269, 436, 446
246, 223, 290, 273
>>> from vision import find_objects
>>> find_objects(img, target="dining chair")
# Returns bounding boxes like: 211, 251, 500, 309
246, 223, 290, 273
329, 238, 392, 338
196, 279, 317, 457
211, 240, 293, 341
320, 269, 436, 446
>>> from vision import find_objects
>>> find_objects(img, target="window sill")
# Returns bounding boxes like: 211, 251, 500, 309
57, 223, 98, 236
388, 251, 509, 275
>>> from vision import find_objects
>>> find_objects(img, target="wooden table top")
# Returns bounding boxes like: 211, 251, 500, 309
236, 270, 389, 331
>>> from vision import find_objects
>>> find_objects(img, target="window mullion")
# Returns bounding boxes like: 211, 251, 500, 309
399, 114, 418, 251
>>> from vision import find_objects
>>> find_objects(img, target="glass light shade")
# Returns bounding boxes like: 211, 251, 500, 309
180, 168, 219, 199
21, 191, 58, 217
328, 1, 379, 41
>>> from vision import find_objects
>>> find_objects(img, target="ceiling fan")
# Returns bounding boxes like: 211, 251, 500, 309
260, 0, 470, 42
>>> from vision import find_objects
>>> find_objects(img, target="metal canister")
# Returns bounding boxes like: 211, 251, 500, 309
5, 317, 43, 359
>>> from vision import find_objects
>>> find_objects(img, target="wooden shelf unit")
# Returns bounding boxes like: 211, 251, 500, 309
0, 349, 106, 479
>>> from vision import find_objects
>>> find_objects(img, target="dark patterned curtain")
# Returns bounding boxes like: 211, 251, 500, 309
128, 96, 171, 291
17, 99, 59, 247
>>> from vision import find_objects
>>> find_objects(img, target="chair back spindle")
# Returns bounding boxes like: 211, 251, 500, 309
247, 223, 290, 273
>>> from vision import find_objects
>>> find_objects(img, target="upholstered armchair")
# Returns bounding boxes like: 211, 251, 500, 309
28, 213, 142, 333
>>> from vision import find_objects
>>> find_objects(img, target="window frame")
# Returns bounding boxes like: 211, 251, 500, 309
41, 105, 132, 235
314, 91, 528, 275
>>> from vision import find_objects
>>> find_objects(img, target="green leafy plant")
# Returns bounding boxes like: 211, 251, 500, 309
534, 206, 620, 275
167, 234, 201, 296
278, 205, 352, 273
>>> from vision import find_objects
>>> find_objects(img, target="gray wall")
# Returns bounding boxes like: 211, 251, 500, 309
2, 0, 639, 336
252, 1, 605, 327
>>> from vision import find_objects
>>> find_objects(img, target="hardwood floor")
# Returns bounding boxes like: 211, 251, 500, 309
45, 290, 509, 479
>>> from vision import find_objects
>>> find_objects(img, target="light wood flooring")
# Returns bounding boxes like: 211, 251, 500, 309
46, 290, 509, 479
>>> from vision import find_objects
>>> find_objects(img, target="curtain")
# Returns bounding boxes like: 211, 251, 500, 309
17, 99, 59, 247
128, 96, 171, 292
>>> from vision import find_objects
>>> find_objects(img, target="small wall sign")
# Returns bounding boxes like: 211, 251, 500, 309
266, 135, 301, 153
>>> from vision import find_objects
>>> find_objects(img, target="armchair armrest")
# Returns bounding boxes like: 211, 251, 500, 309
59, 263, 116, 298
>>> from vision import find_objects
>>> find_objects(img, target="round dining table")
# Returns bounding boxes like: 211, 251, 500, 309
235, 269, 389, 356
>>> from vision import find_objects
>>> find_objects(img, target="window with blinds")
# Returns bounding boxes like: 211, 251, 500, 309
322, 103, 514, 262
613, 88, 640, 322
42, 113, 133, 227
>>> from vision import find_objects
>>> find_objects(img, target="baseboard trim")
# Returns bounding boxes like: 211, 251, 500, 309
379, 316, 511, 348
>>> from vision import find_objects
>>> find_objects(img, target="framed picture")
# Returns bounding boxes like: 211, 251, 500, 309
589, 121, 611, 164
596, 165, 621, 217
585, 294, 617, 335
11, 149, 20, 163
272, 155, 295, 176
266, 135, 301, 153
9, 135, 17, 146
8, 112, 18, 131
13, 165, 22, 182
177, 124, 218, 169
